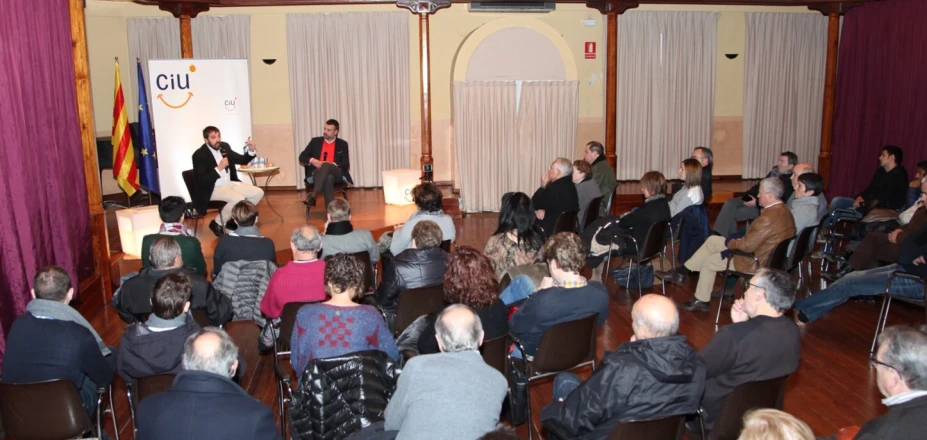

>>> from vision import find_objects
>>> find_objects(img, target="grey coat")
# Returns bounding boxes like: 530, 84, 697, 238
322, 229, 379, 263
576, 178, 603, 227
212, 260, 277, 326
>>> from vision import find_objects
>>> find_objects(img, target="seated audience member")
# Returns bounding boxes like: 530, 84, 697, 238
117, 272, 199, 382
141, 196, 206, 276
789, 173, 823, 236
212, 200, 276, 279
375, 220, 448, 316
793, 223, 927, 325
582, 171, 671, 280
385, 305, 508, 439
135, 328, 281, 440
738, 409, 814, 440
584, 141, 617, 217
787, 163, 828, 221
845, 181, 927, 274
116, 236, 232, 325
2, 266, 115, 415
321, 199, 378, 263
508, 232, 609, 358
713, 152, 796, 237
483, 192, 543, 280
698, 269, 801, 434
905, 161, 927, 209
389, 182, 456, 255
573, 159, 603, 226
541, 294, 705, 439
825, 145, 908, 226
657, 177, 796, 312
418, 247, 509, 355
692, 146, 714, 203
260, 226, 326, 320
670, 158, 704, 217
291, 254, 398, 378
854, 325, 927, 440
532, 157, 580, 236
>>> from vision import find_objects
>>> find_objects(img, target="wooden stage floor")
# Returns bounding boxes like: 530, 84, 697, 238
86, 186, 925, 440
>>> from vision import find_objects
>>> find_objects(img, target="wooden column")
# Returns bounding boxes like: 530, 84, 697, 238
180, 14, 193, 58
819, 12, 840, 188
69, 0, 113, 300
398, 0, 450, 179
605, 9, 618, 168
158, 2, 209, 59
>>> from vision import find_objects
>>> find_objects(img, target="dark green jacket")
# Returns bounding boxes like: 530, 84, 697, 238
141, 233, 207, 277
591, 157, 616, 216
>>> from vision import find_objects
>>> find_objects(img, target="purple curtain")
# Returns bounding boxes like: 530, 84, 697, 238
830, 0, 927, 196
0, 0, 93, 367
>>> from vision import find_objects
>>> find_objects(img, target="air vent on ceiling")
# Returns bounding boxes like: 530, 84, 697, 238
469, 2, 556, 13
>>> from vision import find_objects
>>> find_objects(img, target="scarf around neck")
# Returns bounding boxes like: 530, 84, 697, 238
26, 298, 111, 355
326, 220, 354, 236
160, 222, 193, 237
231, 226, 262, 237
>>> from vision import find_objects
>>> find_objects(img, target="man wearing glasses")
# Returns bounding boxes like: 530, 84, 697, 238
694, 269, 802, 435
857, 325, 927, 439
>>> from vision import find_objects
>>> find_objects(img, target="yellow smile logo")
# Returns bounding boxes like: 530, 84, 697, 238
157, 92, 194, 109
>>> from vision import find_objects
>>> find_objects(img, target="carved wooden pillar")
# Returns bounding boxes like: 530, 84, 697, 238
398, 0, 450, 180
69, 0, 113, 300
158, 2, 210, 59
819, 12, 840, 188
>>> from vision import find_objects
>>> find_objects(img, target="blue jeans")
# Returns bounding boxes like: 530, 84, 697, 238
823, 196, 861, 227
499, 275, 536, 306
793, 264, 925, 322
551, 372, 582, 401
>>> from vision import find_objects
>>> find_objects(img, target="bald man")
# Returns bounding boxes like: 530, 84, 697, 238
541, 295, 706, 439
532, 157, 580, 236
135, 328, 281, 440
385, 305, 507, 439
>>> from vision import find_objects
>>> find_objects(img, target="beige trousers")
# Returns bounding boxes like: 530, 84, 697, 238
684, 235, 730, 302
212, 181, 264, 222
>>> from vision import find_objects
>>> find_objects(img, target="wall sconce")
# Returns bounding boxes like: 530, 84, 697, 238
116, 206, 162, 257
725, 53, 739, 60
262, 59, 277, 65
382, 169, 420, 206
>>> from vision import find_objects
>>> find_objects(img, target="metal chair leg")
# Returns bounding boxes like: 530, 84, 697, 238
669, 237, 677, 271
109, 386, 119, 440
870, 296, 894, 355
715, 272, 731, 326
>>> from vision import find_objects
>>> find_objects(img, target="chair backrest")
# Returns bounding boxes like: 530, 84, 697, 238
480, 335, 508, 376
0, 379, 92, 439
532, 314, 598, 374
191, 308, 211, 327
553, 209, 580, 235
638, 221, 669, 262
278, 301, 315, 351
788, 226, 818, 269
764, 237, 795, 271
133, 374, 176, 408
710, 376, 788, 440
608, 414, 686, 440
393, 284, 446, 336
440, 240, 452, 253
583, 196, 604, 230
181, 169, 196, 202
350, 251, 375, 292
604, 190, 615, 216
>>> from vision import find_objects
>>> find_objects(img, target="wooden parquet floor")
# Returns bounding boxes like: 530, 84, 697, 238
81, 188, 925, 440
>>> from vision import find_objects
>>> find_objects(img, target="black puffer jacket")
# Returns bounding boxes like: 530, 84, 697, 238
541, 335, 706, 439
374, 247, 447, 313
289, 350, 401, 440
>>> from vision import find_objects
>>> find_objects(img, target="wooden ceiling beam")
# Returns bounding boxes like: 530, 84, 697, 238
136, 0, 879, 8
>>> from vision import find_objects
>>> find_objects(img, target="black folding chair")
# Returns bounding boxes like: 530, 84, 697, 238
714, 236, 794, 326
182, 169, 227, 236
606, 221, 669, 296
869, 270, 927, 354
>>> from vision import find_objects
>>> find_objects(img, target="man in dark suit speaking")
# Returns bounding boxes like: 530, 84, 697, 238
298, 119, 354, 208
191, 126, 263, 236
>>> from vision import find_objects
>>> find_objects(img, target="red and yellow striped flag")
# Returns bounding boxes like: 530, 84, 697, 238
112, 61, 139, 196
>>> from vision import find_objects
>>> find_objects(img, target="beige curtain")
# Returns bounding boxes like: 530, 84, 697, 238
453, 81, 518, 212
192, 15, 250, 59
743, 13, 827, 177
127, 17, 180, 120
616, 11, 719, 180
513, 81, 579, 195
286, 12, 410, 188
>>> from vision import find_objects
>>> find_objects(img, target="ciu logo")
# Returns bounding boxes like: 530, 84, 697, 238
155, 64, 195, 109
225, 97, 237, 111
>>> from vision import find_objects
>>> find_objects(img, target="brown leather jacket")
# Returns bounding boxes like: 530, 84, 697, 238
728, 202, 796, 273
897, 208, 927, 243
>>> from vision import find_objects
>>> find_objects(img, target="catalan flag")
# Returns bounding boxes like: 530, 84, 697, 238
112, 61, 139, 196
136, 61, 159, 193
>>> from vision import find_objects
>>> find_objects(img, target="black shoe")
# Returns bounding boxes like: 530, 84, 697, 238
680, 298, 711, 312
224, 219, 238, 231
654, 269, 686, 286
822, 265, 853, 281
208, 220, 224, 237
711, 289, 735, 300
302, 194, 316, 207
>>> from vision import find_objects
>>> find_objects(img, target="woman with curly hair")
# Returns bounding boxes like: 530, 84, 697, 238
417, 247, 509, 355
291, 254, 398, 378
484, 192, 543, 280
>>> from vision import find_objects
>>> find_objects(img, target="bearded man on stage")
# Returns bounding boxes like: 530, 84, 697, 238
299, 119, 354, 208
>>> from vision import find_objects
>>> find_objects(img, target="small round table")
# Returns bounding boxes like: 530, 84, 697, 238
239, 165, 283, 219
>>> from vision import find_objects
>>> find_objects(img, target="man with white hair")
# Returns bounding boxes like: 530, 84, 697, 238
857, 325, 927, 439
658, 177, 796, 312
541, 295, 706, 439
135, 328, 280, 440
532, 157, 579, 236
384, 305, 508, 440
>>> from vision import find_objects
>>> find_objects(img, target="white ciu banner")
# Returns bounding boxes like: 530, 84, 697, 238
148, 59, 252, 201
